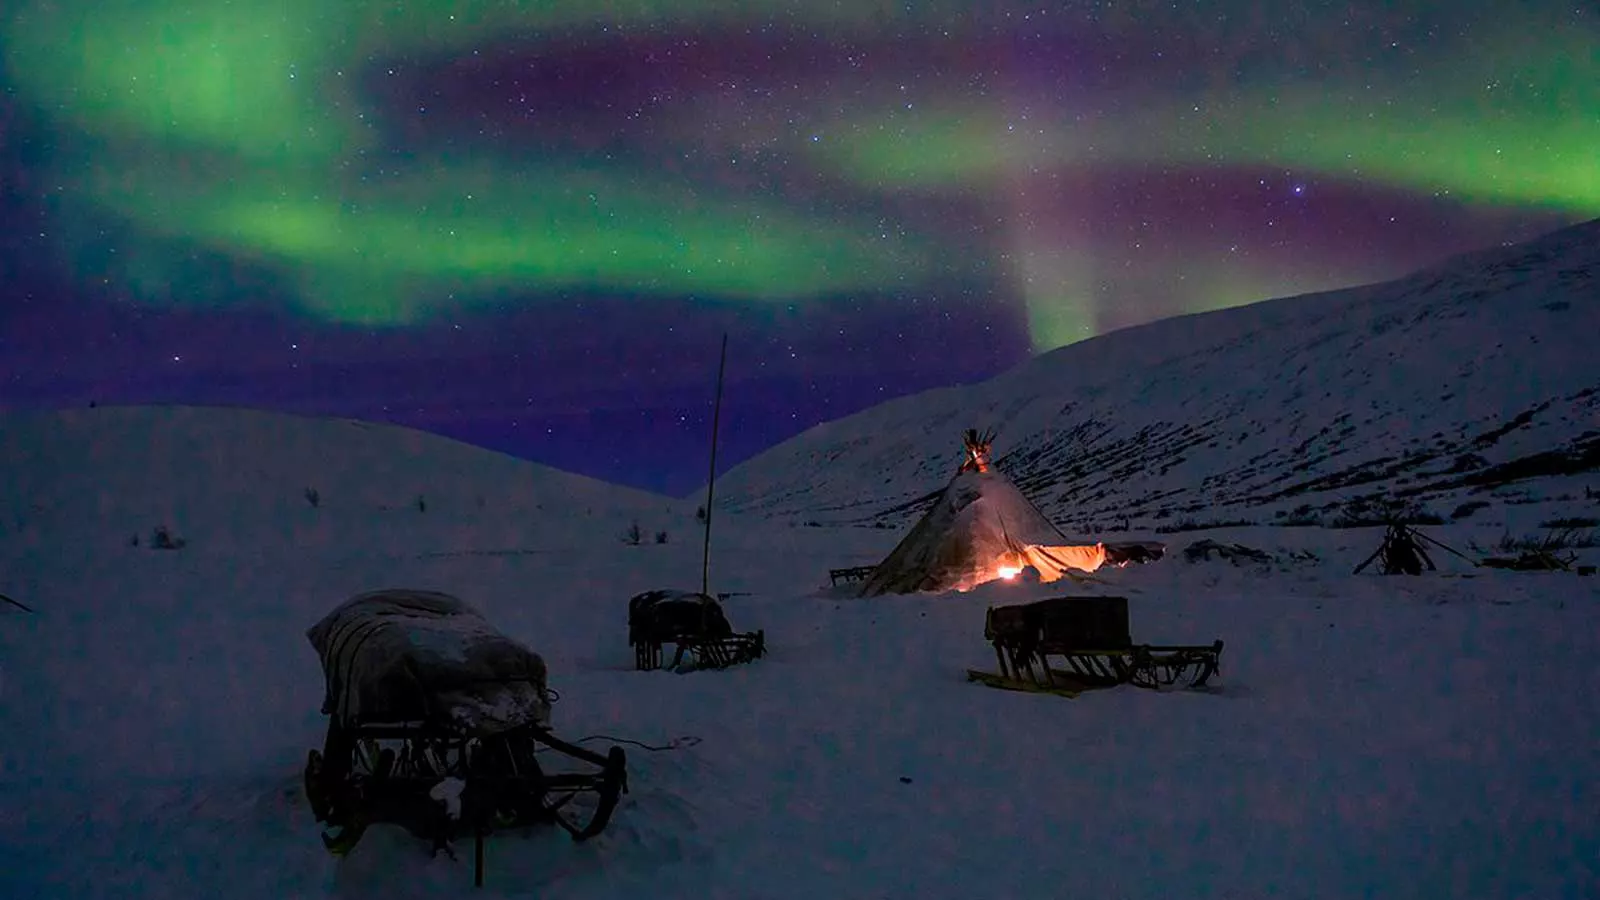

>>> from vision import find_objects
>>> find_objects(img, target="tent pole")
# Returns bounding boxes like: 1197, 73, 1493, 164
701, 334, 729, 596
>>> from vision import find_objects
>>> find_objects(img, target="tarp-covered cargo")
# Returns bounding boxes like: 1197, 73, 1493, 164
306, 589, 550, 734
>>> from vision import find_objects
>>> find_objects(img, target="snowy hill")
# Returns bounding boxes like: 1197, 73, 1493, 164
0, 405, 685, 554
712, 218, 1600, 534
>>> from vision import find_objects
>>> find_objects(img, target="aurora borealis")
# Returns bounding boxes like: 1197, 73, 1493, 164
1, 1, 1593, 492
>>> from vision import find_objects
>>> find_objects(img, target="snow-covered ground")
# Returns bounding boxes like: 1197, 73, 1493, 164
2, 408, 1596, 898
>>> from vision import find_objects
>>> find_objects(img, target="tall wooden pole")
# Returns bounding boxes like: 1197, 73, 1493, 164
700, 334, 728, 596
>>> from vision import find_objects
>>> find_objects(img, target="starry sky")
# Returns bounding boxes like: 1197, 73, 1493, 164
0, 1, 1594, 495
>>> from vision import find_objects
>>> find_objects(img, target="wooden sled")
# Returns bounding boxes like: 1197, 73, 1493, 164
304, 721, 627, 885
966, 596, 1223, 697
302, 590, 628, 888
828, 565, 876, 587
629, 590, 766, 672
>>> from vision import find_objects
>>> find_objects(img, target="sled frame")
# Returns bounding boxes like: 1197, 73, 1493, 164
828, 565, 876, 586
304, 720, 627, 887
635, 629, 766, 672
967, 596, 1223, 695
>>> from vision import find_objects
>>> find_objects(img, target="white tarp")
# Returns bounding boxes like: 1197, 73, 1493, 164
306, 589, 551, 734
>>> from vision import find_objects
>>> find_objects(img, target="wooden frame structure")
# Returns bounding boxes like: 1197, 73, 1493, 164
304, 714, 627, 888
1353, 523, 1479, 575
828, 565, 876, 586
966, 596, 1223, 697
628, 590, 765, 672
302, 591, 629, 888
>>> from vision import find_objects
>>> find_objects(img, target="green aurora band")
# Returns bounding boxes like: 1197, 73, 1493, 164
804, 27, 1600, 213
64, 151, 929, 322
5, 1, 1595, 343
785, 21, 1599, 347
3, 0, 948, 323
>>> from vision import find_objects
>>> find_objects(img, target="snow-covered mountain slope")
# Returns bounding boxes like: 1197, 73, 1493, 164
712, 218, 1600, 533
0, 405, 684, 554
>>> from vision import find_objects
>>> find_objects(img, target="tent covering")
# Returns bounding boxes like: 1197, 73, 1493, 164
859, 470, 1106, 596
306, 589, 551, 734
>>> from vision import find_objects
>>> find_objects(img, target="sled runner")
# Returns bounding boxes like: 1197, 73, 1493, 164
828, 565, 876, 586
303, 590, 628, 887
965, 595, 1223, 696
628, 590, 765, 671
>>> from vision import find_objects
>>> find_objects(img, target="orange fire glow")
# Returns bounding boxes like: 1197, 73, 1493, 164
996, 565, 1021, 580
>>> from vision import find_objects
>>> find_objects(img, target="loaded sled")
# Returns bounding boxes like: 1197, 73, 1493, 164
966, 595, 1223, 698
628, 590, 765, 671
303, 590, 628, 887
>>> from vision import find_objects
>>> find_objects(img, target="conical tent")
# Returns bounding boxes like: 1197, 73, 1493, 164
858, 432, 1106, 596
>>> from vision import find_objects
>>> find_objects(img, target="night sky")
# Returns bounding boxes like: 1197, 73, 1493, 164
1, 2, 1592, 495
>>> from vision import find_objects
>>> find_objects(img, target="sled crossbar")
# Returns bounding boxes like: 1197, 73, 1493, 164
829, 565, 876, 586
967, 595, 1223, 695
635, 630, 765, 672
